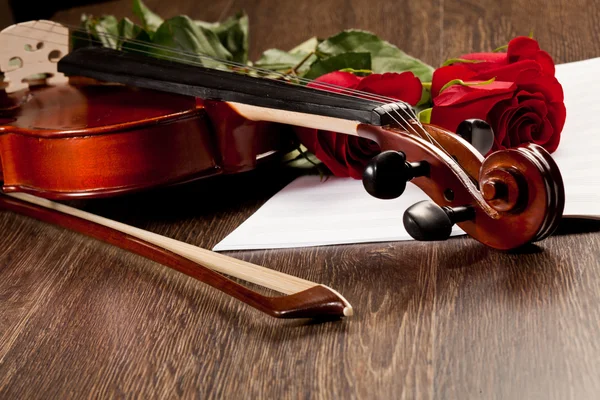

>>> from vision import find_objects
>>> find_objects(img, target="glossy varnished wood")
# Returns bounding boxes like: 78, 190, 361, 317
358, 124, 564, 249
0, 84, 293, 199
1, 0, 600, 399
0, 85, 218, 198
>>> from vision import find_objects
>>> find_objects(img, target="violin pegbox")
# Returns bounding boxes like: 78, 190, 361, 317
358, 122, 566, 250
0, 20, 69, 93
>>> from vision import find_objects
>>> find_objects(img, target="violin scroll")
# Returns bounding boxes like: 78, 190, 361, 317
358, 123, 565, 250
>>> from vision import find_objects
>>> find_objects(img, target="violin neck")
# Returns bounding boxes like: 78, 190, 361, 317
57, 47, 405, 132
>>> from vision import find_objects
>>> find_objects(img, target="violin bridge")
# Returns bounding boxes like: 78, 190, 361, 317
0, 20, 69, 93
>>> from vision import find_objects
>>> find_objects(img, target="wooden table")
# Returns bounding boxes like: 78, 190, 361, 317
2, 0, 600, 398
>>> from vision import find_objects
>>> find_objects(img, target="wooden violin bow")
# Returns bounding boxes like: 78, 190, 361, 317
0, 192, 353, 319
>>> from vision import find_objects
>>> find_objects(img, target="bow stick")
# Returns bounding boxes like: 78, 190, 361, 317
0, 192, 353, 319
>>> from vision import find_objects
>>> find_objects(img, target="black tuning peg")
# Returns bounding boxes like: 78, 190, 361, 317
403, 200, 475, 241
456, 119, 495, 155
362, 151, 429, 199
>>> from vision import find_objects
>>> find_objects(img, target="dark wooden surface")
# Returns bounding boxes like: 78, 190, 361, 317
2, 0, 600, 398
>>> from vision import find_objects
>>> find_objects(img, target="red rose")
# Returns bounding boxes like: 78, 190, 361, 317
430, 80, 517, 133
456, 36, 554, 73
432, 36, 555, 97
294, 71, 423, 179
430, 37, 566, 153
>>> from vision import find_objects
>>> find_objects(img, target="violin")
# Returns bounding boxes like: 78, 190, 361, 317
0, 20, 565, 319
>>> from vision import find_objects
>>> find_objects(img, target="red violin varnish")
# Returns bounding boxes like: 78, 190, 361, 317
0, 82, 293, 199
0, 20, 566, 319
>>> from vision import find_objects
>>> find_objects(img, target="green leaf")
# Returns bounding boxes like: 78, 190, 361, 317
151, 16, 232, 67
415, 83, 432, 109
338, 68, 372, 76
94, 16, 120, 48
281, 145, 322, 168
439, 77, 496, 93
254, 37, 320, 74
132, 0, 163, 34
289, 37, 320, 54
118, 17, 143, 40
304, 52, 371, 80
71, 14, 120, 50
71, 14, 93, 49
442, 57, 484, 66
254, 49, 316, 73
417, 107, 432, 124
281, 145, 328, 179
118, 17, 153, 53
196, 11, 249, 63
315, 29, 434, 81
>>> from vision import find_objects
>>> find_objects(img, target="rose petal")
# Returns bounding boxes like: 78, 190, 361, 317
345, 136, 379, 179
307, 71, 362, 94
542, 102, 566, 152
533, 51, 556, 76
535, 119, 553, 144
293, 127, 319, 152
431, 83, 516, 133
516, 71, 564, 102
547, 101, 567, 137
316, 131, 352, 177
357, 72, 423, 105
519, 97, 548, 119
516, 111, 542, 142
507, 37, 541, 60
542, 121, 562, 153
334, 131, 348, 166
434, 81, 516, 106
488, 99, 520, 148
458, 52, 508, 64
470, 59, 542, 82
431, 64, 477, 97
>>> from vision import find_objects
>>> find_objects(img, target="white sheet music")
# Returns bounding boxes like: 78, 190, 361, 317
213, 57, 600, 251
549, 57, 600, 217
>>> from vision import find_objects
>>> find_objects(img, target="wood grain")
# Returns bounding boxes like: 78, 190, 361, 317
1, 0, 600, 398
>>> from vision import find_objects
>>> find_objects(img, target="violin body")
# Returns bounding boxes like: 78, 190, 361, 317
0, 82, 293, 199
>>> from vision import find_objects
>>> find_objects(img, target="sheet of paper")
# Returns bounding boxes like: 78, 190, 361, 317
213, 176, 465, 250
549, 57, 600, 217
213, 57, 600, 251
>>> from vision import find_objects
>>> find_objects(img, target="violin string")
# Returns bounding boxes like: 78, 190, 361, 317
52, 22, 464, 176
28, 20, 405, 106
23, 21, 432, 141
6, 22, 468, 178
6, 22, 435, 143
30, 19, 443, 144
